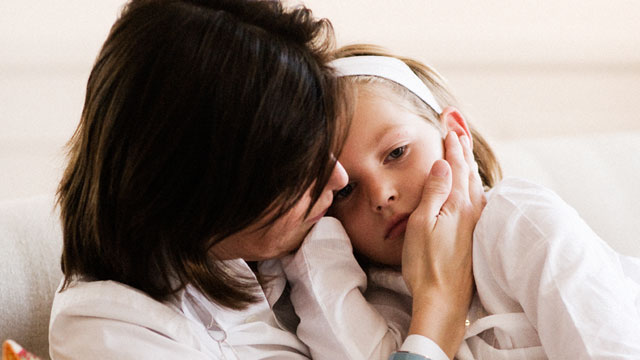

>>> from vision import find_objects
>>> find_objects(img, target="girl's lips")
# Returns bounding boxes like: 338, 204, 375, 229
385, 214, 410, 240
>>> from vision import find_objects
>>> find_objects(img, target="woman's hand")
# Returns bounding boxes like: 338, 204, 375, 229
401, 131, 485, 358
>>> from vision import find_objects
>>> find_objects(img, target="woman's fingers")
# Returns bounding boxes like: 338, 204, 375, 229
443, 131, 470, 210
402, 159, 451, 291
459, 134, 486, 211
410, 159, 452, 228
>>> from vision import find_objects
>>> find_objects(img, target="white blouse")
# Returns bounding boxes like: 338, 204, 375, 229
48, 256, 445, 359
280, 178, 640, 360
48, 260, 310, 359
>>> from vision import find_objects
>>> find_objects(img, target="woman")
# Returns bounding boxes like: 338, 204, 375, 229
49, 0, 483, 358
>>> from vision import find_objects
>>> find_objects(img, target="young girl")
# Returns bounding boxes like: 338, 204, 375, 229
280, 44, 640, 360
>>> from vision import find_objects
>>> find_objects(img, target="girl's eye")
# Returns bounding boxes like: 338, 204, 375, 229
334, 183, 354, 200
387, 145, 406, 161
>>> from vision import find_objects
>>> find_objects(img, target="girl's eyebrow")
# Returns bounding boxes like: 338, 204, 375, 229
375, 125, 411, 146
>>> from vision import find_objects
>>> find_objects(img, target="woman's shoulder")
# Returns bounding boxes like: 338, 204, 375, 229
49, 279, 202, 355
51, 279, 189, 327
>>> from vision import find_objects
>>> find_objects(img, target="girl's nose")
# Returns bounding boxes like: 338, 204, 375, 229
370, 181, 397, 212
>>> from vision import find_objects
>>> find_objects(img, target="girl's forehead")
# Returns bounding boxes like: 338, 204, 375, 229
345, 100, 420, 155
353, 92, 419, 127
355, 81, 404, 102
355, 81, 423, 114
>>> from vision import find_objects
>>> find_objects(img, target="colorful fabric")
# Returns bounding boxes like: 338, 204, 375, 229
2, 340, 41, 360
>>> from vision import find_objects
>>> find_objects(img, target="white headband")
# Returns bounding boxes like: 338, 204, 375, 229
329, 55, 443, 114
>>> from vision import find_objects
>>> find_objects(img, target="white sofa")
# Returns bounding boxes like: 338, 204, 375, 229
1, 195, 62, 358
1, 132, 639, 358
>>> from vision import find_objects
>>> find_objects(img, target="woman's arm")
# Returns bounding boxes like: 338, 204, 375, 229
400, 132, 484, 359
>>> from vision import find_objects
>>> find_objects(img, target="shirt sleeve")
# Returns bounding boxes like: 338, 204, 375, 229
281, 217, 449, 360
280, 217, 405, 359
397, 335, 448, 360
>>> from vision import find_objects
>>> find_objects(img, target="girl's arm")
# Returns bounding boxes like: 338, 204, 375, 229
281, 216, 406, 360
473, 177, 640, 358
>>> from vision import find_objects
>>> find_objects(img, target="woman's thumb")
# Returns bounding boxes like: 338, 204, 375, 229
416, 160, 453, 221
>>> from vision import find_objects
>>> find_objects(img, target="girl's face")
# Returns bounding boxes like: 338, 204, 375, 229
330, 89, 444, 266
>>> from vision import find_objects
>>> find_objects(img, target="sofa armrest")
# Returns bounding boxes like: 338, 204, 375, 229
0, 195, 63, 359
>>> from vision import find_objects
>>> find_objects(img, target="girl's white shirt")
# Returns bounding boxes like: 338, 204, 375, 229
280, 178, 640, 360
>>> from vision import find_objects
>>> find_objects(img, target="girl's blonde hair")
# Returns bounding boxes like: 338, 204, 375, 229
334, 44, 502, 188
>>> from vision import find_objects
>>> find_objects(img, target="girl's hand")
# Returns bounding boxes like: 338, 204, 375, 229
401, 131, 485, 358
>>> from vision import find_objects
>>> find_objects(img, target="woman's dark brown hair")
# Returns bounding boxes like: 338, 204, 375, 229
58, 0, 345, 310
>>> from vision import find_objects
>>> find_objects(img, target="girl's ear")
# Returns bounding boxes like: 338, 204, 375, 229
439, 106, 472, 146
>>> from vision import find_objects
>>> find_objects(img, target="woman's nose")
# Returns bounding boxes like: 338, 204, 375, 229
328, 160, 348, 191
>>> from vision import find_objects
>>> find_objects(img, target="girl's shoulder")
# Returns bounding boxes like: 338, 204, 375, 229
486, 177, 558, 201
478, 177, 583, 238
485, 177, 571, 212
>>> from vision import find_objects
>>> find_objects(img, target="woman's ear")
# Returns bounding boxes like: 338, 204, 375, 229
439, 106, 472, 146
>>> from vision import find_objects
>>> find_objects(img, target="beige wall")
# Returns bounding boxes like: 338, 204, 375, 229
297, 0, 640, 140
1, 0, 639, 199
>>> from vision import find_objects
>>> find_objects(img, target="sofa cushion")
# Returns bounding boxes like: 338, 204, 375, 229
0, 196, 62, 359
